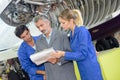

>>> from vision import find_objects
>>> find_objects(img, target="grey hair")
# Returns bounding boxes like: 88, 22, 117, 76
34, 14, 49, 23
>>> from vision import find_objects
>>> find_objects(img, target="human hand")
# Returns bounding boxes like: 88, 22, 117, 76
42, 71, 46, 80
36, 70, 46, 80
44, 73, 46, 80
96, 51, 99, 55
52, 50, 65, 58
48, 58, 59, 64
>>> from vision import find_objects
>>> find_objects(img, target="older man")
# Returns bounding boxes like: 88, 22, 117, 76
34, 15, 76, 80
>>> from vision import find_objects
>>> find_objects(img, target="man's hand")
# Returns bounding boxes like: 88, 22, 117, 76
36, 70, 46, 80
48, 58, 59, 64
43, 73, 46, 80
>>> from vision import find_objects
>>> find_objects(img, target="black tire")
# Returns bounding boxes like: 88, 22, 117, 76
96, 39, 111, 51
106, 36, 119, 48
96, 44, 105, 51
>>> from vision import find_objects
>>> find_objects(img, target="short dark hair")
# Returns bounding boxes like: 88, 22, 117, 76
14, 25, 29, 38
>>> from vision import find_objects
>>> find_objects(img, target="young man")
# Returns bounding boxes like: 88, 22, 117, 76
14, 25, 45, 80
34, 15, 76, 80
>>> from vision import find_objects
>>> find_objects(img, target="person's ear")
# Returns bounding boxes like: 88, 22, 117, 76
70, 19, 74, 24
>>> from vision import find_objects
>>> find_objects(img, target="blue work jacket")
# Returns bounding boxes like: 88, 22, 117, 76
65, 26, 103, 80
18, 36, 45, 80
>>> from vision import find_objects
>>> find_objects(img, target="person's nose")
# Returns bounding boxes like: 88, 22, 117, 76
60, 24, 64, 28
25, 35, 30, 40
38, 26, 43, 31
60, 23, 62, 27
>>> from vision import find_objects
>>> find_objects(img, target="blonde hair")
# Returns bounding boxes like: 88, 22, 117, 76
59, 9, 83, 26
72, 9, 83, 26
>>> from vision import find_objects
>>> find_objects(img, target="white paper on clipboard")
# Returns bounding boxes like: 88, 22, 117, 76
30, 47, 55, 65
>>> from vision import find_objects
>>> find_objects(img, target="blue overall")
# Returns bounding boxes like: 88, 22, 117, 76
65, 26, 103, 80
18, 36, 45, 80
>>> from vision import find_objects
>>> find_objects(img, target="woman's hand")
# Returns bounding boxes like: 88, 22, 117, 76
52, 50, 65, 58
96, 51, 99, 55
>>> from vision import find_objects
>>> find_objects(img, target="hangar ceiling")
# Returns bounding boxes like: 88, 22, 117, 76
0, 0, 120, 29
0, 0, 120, 51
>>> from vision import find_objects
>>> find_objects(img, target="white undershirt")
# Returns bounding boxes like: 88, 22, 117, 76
32, 45, 36, 50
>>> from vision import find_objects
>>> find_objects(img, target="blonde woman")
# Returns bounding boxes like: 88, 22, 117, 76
52, 9, 103, 80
